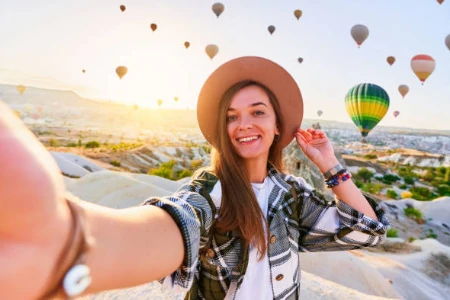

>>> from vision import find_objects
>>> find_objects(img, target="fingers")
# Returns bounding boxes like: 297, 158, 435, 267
296, 127, 327, 140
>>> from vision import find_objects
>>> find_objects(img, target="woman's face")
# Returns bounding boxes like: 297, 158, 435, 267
226, 85, 279, 162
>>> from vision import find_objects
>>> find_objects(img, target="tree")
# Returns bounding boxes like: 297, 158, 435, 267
386, 189, 398, 199
357, 167, 374, 183
403, 176, 415, 185
85, 141, 100, 148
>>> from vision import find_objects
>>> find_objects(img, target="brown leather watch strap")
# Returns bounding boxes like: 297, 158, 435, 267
38, 199, 92, 299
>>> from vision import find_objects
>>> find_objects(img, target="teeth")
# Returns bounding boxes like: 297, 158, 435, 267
238, 136, 258, 142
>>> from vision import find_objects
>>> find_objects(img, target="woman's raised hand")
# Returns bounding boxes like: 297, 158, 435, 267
0, 101, 71, 299
294, 127, 339, 173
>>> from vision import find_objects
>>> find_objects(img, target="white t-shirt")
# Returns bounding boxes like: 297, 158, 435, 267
234, 176, 273, 300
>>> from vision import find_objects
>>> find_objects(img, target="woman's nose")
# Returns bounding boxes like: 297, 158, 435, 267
238, 116, 253, 130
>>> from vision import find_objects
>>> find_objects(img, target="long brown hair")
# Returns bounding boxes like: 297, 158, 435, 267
212, 80, 285, 260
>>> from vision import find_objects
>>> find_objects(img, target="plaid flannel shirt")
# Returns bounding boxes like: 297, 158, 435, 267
142, 166, 390, 299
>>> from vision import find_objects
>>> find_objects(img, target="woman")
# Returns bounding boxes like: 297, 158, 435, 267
0, 56, 389, 299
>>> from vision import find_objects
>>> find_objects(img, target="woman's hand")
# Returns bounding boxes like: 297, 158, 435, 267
294, 128, 339, 173
0, 101, 71, 299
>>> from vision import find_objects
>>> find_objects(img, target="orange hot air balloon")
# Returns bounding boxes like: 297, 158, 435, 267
184, 41, 190, 49
398, 85, 409, 98
16, 85, 26, 95
82, 69, 86, 73
150, 23, 157, 31
445, 34, 450, 51
386, 56, 395, 66
268, 25, 276, 35
294, 10, 302, 20
120, 5, 126, 12
410, 54, 435, 84
393, 111, 400, 118
437, 0, 444, 4
157, 99, 163, 107
212, 3, 224, 18
351, 24, 369, 48
116, 66, 128, 79
205, 44, 219, 59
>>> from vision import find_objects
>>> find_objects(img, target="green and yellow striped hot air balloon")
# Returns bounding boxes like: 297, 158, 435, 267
345, 83, 389, 142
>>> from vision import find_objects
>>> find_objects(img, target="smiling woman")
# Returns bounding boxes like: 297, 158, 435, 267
0, 56, 389, 300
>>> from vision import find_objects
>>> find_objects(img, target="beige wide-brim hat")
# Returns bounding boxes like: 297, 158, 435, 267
197, 56, 303, 149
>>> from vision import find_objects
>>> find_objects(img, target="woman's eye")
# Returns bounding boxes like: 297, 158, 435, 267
227, 115, 237, 122
253, 110, 264, 116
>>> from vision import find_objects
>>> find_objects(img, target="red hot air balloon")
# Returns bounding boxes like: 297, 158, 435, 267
150, 23, 157, 32
411, 54, 435, 85
120, 5, 126, 12
386, 56, 395, 66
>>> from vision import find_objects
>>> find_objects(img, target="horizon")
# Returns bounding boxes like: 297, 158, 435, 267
3, 82, 450, 136
1, 0, 450, 131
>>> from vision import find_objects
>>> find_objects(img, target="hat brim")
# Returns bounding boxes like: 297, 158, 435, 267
197, 56, 303, 149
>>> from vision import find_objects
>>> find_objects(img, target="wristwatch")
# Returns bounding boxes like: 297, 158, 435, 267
322, 163, 345, 179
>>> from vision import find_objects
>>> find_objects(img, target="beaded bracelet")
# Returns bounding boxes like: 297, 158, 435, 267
325, 170, 352, 189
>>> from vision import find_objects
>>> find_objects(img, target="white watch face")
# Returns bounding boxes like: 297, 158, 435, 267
63, 264, 92, 297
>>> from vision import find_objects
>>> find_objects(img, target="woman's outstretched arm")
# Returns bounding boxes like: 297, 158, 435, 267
0, 101, 184, 299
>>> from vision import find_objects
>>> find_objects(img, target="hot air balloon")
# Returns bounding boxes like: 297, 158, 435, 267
410, 54, 435, 84
116, 66, 128, 79
294, 10, 302, 20
350, 24, 369, 48
437, 0, 444, 4
297, 57, 303, 64
82, 69, 86, 73
31, 112, 40, 120
398, 85, 409, 98
184, 41, 190, 49
133, 104, 139, 111
212, 3, 224, 18
120, 5, 126, 12
445, 34, 450, 51
317, 110, 323, 117
386, 56, 395, 66
150, 23, 157, 31
345, 83, 390, 141
393, 111, 400, 118
268, 25, 276, 35
16, 85, 26, 95
174, 96, 179, 102
205, 44, 219, 59
157, 99, 163, 107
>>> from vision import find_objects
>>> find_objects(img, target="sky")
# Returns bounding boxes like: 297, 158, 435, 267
0, 0, 449, 131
